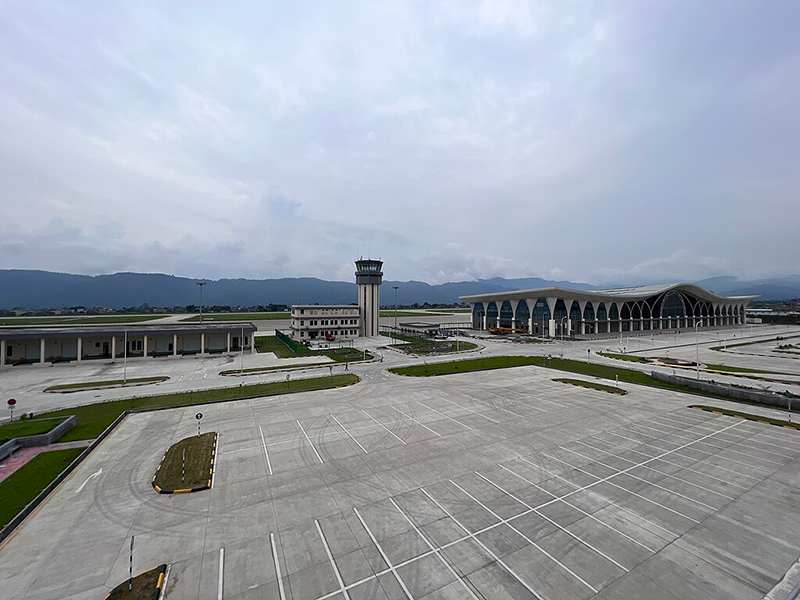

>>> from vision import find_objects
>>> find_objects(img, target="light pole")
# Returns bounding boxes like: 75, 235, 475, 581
196, 281, 207, 323
393, 286, 399, 342
240, 325, 245, 373
695, 319, 701, 380
123, 330, 128, 384
560, 316, 567, 358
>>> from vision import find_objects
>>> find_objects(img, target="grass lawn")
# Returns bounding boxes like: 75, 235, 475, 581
553, 378, 627, 395
182, 312, 289, 322
256, 335, 371, 362
381, 332, 477, 354
0, 448, 84, 528
703, 363, 789, 375
388, 355, 747, 402
153, 432, 216, 492
106, 565, 166, 600
598, 352, 649, 363
0, 418, 66, 444
380, 310, 426, 317
221, 362, 328, 375
44, 376, 168, 392
37, 374, 360, 443
433, 308, 472, 313
0, 315, 163, 326
690, 405, 799, 429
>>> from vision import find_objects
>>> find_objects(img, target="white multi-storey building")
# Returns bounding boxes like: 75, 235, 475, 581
289, 305, 361, 341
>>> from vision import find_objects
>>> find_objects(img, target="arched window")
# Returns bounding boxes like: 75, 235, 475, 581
532, 299, 550, 321
569, 301, 581, 324
632, 303, 641, 320
487, 302, 498, 318
621, 303, 631, 320
499, 301, 514, 328
596, 302, 607, 320
553, 299, 568, 321
472, 303, 485, 329
609, 303, 619, 320
583, 302, 595, 321
514, 300, 530, 330
661, 291, 685, 318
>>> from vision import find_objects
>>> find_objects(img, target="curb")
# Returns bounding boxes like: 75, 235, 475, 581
689, 405, 800, 430
103, 563, 167, 600
151, 432, 218, 494
553, 378, 628, 396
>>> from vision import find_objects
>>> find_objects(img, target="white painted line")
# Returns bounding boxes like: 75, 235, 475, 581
74, 468, 102, 494
270, 532, 286, 600
465, 475, 629, 573
420, 487, 549, 599
393, 406, 442, 437
352, 507, 413, 599
539, 452, 701, 525
416, 401, 473, 430
516, 457, 679, 539
388, 498, 480, 600
218, 547, 224, 600
578, 440, 736, 501
315, 520, 351, 600
601, 431, 751, 490
696, 441, 784, 466
497, 464, 657, 553
439, 397, 500, 424
258, 425, 274, 475
361, 410, 407, 445
330, 414, 368, 453
296, 419, 324, 464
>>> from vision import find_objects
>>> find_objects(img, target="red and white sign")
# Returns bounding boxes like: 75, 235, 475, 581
7, 399, 16, 406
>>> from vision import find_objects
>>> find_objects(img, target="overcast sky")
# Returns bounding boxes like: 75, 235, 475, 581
1, 1, 798, 286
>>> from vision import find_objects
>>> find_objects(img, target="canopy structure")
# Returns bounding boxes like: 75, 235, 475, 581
460, 283, 757, 337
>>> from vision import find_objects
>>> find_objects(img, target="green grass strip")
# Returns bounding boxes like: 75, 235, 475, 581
553, 378, 627, 395
153, 432, 216, 491
44, 376, 168, 392
0, 418, 66, 444
106, 564, 166, 600
389, 355, 746, 401
0, 448, 84, 528
182, 312, 289, 322
598, 352, 649, 363
37, 374, 360, 443
689, 405, 800, 430
0, 315, 163, 326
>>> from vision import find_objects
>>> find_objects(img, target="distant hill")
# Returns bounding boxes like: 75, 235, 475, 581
0, 270, 599, 309
1, 270, 796, 309
695, 276, 800, 301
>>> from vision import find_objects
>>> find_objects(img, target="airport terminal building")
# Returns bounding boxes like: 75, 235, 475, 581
460, 283, 757, 337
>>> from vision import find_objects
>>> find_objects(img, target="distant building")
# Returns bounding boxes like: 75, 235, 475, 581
289, 258, 384, 342
461, 283, 757, 337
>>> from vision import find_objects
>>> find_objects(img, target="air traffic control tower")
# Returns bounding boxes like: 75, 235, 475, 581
355, 258, 383, 337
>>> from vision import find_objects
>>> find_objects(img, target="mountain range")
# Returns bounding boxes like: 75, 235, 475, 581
0, 270, 797, 309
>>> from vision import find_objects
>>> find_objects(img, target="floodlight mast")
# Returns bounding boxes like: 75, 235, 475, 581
196, 281, 207, 323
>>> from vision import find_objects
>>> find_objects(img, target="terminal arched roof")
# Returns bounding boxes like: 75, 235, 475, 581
459, 283, 758, 304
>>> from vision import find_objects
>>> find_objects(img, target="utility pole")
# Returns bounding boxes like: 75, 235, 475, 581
123, 330, 128, 384
196, 281, 207, 323
695, 320, 701, 380
560, 316, 567, 358
393, 285, 399, 343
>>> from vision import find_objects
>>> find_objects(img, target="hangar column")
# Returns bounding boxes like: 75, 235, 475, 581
1, 340, 5, 366
143, 335, 148, 358
226, 333, 231, 353
200, 333, 206, 355
173, 334, 178, 356
549, 319, 556, 337
77, 337, 82, 363
111, 336, 116, 362
40, 338, 46, 364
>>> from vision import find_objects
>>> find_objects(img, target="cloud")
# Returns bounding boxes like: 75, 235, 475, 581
0, 2, 798, 287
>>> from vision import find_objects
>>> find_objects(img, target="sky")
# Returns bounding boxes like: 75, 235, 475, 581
1, 1, 798, 286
